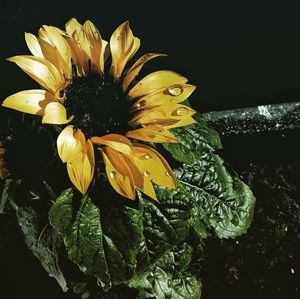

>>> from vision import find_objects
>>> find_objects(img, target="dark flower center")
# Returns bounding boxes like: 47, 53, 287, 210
64, 75, 132, 138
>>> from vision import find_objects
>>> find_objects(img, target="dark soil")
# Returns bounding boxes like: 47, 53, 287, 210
201, 130, 300, 299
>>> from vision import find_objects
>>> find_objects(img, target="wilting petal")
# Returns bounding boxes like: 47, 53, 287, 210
38, 26, 72, 79
25, 33, 43, 57
101, 147, 135, 200
131, 84, 196, 111
91, 134, 133, 155
132, 144, 176, 189
2, 89, 57, 115
79, 20, 106, 75
123, 155, 157, 200
130, 104, 197, 126
123, 53, 167, 91
57, 125, 86, 163
109, 21, 140, 80
128, 71, 188, 99
67, 140, 95, 194
42, 102, 74, 124
126, 125, 178, 143
0, 160, 9, 180
7, 55, 65, 94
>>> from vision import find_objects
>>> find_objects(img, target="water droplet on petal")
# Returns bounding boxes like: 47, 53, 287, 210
175, 107, 189, 116
165, 171, 170, 177
143, 171, 150, 177
143, 153, 152, 160
167, 85, 184, 96
135, 100, 146, 109
110, 171, 117, 179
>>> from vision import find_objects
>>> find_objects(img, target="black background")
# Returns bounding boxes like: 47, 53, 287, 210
1, 1, 300, 299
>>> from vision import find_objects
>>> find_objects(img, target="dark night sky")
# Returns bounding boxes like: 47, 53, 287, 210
1, 1, 300, 112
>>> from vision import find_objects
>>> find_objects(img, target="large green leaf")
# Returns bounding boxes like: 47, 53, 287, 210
137, 188, 191, 270
49, 189, 144, 290
175, 153, 256, 238
163, 114, 222, 163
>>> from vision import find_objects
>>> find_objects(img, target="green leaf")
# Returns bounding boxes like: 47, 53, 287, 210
9, 199, 67, 291
49, 189, 144, 290
163, 114, 222, 163
176, 153, 256, 238
133, 243, 202, 299
49, 189, 111, 289
48, 188, 73, 234
0, 179, 13, 214
138, 188, 191, 266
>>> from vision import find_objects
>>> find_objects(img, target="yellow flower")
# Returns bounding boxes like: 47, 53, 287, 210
0, 141, 9, 180
2, 18, 197, 200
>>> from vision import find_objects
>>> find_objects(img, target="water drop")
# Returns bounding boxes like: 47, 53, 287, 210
110, 171, 117, 179
135, 100, 146, 109
165, 171, 170, 177
174, 107, 189, 116
143, 171, 150, 177
167, 85, 184, 96
143, 153, 152, 160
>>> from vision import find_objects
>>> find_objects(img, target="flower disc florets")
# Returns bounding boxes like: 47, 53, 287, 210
64, 75, 131, 138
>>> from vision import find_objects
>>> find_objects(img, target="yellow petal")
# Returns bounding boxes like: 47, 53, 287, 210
126, 125, 178, 143
91, 134, 133, 155
123, 155, 157, 200
65, 18, 82, 38
109, 21, 140, 80
65, 18, 90, 76
162, 116, 197, 129
7, 55, 65, 94
67, 140, 95, 194
57, 125, 86, 163
25, 33, 43, 57
37, 38, 66, 79
101, 147, 136, 200
2, 89, 57, 115
128, 71, 188, 99
79, 20, 106, 75
42, 102, 74, 124
130, 104, 197, 126
131, 84, 196, 112
132, 144, 176, 189
122, 53, 167, 91
38, 26, 72, 79
66, 37, 89, 76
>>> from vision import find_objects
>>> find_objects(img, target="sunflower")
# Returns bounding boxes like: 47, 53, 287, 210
2, 18, 197, 200
0, 141, 9, 180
